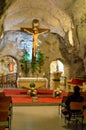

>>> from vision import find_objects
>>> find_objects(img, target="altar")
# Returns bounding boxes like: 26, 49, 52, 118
17, 77, 48, 89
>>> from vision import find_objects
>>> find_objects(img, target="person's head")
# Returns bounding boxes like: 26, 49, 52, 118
74, 86, 80, 94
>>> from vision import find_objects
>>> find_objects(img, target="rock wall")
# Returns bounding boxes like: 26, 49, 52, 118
0, 0, 86, 80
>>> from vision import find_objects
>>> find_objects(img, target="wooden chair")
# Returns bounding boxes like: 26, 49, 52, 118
69, 102, 84, 119
77, 109, 86, 130
61, 101, 84, 129
70, 102, 84, 111
61, 94, 73, 118
67, 102, 84, 130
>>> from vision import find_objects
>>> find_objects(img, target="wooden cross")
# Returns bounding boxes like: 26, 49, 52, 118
21, 19, 50, 61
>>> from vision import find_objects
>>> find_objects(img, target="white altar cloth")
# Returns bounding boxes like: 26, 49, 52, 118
17, 77, 48, 89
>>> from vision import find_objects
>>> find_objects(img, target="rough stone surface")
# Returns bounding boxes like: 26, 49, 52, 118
0, 0, 86, 80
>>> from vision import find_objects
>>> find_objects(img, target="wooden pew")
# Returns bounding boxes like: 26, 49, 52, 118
0, 96, 12, 130
0, 111, 9, 130
0, 92, 5, 96
0, 126, 5, 130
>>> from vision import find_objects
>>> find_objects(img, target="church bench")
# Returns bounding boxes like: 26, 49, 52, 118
67, 78, 86, 91
0, 126, 5, 130
0, 92, 5, 96
0, 96, 12, 130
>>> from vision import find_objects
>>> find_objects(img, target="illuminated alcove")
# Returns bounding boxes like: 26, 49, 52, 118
50, 60, 66, 90
0, 55, 17, 75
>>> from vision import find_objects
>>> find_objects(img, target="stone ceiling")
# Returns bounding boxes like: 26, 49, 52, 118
4, 0, 73, 37
0, 0, 85, 39
0, 0, 77, 35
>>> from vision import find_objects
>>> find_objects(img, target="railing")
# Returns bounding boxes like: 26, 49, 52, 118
0, 73, 18, 88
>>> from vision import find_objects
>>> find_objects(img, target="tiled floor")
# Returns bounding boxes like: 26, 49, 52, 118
11, 106, 83, 130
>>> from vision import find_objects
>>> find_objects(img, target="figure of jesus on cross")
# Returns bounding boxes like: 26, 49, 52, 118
21, 19, 50, 61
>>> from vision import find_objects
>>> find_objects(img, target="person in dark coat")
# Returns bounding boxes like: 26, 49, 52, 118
62, 86, 84, 120
65, 85, 84, 110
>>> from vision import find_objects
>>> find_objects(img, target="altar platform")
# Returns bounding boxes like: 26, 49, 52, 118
3, 89, 66, 106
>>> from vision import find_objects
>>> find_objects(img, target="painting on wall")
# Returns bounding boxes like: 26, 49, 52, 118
0, 56, 17, 75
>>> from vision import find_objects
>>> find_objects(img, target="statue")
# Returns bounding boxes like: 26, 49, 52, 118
21, 19, 50, 61
9, 60, 15, 72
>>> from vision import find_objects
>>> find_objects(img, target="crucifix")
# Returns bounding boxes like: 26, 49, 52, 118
21, 19, 50, 61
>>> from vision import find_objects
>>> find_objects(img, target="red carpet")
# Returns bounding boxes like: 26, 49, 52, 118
11, 97, 62, 105
12, 97, 33, 103
3, 89, 27, 95
3, 89, 65, 105
38, 97, 62, 103
61, 90, 68, 96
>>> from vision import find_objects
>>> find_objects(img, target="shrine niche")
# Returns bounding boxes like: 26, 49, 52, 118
0, 55, 17, 75
0, 55, 18, 88
50, 60, 66, 90
9, 59, 15, 72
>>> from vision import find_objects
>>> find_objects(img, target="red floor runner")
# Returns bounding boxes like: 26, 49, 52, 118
12, 97, 33, 103
61, 90, 68, 96
38, 97, 62, 103
11, 97, 62, 104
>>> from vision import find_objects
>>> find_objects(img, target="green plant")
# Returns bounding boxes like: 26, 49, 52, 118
31, 61, 38, 75
19, 51, 30, 77
19, 50, 44, 76
31, 51, 44, 75
36, 51, 44, 73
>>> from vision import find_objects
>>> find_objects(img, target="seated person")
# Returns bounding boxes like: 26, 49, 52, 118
62, 85, 84, 120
